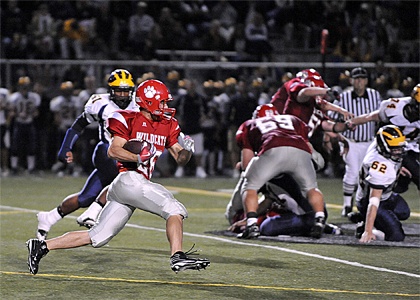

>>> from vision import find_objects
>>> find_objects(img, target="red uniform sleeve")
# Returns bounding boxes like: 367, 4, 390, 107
166, 118, 181, 148
288, 81, 306, 99
106, 111, 137, 140
236, 121, 253, 150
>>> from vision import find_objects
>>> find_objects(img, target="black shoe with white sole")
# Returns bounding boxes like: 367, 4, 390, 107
26, 239, 49, 275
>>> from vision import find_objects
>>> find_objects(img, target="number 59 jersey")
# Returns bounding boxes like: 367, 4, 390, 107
355, 142, 402, 202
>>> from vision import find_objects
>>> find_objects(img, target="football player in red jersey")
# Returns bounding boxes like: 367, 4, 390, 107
235, 104, 327, 239
271, 69, 353, 125
270, 69, 321, 114
26, 80, 210, 275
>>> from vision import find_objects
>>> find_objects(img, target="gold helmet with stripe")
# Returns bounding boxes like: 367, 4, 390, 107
108, 69, 135, 109
402, 83, 420, 122
376, 125, 407, 162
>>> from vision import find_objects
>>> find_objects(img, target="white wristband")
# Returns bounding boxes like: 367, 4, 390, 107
369, 196, 380, 208
137, 154, 142, 164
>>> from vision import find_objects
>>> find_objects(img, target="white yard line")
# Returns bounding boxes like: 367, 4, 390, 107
2, 205, 419, 279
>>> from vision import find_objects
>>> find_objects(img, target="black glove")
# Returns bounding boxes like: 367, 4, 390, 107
325, 89, 340, 102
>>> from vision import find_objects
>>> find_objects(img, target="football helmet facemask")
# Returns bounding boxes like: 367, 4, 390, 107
135, 79, 175, 120
376, 125, 407, 162
252, 104, 279, 119
403, 83, 420, 122
108, 69, 135, 109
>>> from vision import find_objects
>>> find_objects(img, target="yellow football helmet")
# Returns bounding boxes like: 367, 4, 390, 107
376, 125, 407, 162
108, 69, 135, 109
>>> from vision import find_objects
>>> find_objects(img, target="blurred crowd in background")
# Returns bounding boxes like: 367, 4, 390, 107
0, 0, 419, 178
1, 0, 418, 62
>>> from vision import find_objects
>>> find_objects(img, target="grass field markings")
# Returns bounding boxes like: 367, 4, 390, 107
0, 210, 34, 215
1, 271, 419, 297
2, 204, 419, 280
166, 186, 420, 217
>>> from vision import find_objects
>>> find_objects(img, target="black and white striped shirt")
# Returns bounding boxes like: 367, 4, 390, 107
329, 88, 382, 142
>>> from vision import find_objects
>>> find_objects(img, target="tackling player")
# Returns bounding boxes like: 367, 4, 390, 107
36, 69, 138, 240
235, 104, 327, 239
27, 79, 210, 274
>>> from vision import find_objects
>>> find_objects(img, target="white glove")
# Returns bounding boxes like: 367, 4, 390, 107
180, 132, 195, 153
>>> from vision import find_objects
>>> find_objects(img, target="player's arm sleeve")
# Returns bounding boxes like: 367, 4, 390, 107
166, 120, 182, 148
106, 111, 131, 140
57, 112, 90, 162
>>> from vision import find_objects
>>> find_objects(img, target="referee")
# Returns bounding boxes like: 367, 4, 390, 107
328, 67, 382, 217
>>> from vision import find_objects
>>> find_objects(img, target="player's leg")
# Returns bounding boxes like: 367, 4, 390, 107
374, 206, 405, 242
36, 168, 104, 238
113, 171, 209, 272
341, 141, 367, 216
36, 192, 79, 240
76, 142, 118, 227
28, 197, 133, 275
239, 148, 291, 239
260, 212, 311, 236
225, 174, 245, 225
76, 185, 108, 228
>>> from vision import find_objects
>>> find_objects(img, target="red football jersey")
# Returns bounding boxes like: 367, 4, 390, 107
270, 78, 300, 113
282, 80, 316, 124
107, 110, 181, 179
236, 114, 311, 156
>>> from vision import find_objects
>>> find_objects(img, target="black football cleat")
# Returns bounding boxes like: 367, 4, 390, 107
310, 216, 325, 239
237, 223, 260, 239
170, 251, 210, 273
26, 239, 49, 275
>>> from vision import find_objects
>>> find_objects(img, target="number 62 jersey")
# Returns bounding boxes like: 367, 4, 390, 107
355, 142, 402, 203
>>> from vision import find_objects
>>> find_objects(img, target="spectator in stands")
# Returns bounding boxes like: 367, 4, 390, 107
211, 0, 238, 47
351, 3, 377, 62
323, 0, 352, 60
157, 7, 188, 50
201, 19, 230, 52
8, 77, 41, 175
266, 0, 294, 35
3, 32, 29, 59
59, 18, 88, 59
1, 0, 27, 54
28, 3, 57, 59
244, 12, 272, 62
127, 2, 155, 58
176, 0, 211, 49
